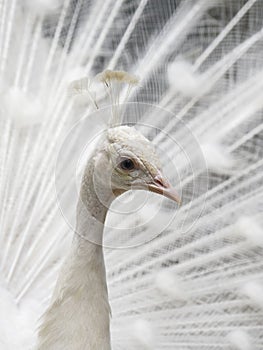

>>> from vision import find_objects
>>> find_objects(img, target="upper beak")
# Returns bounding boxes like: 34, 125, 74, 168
148, 172, 181, 205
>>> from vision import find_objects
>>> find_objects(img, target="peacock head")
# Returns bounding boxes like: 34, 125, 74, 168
92, 125, 181, 205
73, 70, 180, 206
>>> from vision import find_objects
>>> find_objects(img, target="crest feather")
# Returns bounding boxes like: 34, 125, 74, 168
69, 70, 139, 127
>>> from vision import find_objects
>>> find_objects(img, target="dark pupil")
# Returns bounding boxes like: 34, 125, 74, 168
120, 158, 134, 170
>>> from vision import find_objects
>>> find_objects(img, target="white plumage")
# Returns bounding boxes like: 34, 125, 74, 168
36, 124, 179, 349
0, 0, 263, 349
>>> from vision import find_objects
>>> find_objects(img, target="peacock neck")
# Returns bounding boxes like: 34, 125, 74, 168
37, 157, 114, 350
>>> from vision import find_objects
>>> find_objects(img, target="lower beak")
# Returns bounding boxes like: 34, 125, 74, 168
148, 173, 181, 205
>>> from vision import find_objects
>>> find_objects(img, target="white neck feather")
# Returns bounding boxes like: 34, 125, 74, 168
36, 155, 114, 350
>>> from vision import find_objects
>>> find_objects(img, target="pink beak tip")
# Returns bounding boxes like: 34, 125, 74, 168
149, 173, 182, 205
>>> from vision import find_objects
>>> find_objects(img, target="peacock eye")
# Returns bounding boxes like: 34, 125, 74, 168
119, 158, 135, 171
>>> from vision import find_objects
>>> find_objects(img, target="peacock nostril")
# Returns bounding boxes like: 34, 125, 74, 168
153, 174, 170, 189
147, 172, 181, 204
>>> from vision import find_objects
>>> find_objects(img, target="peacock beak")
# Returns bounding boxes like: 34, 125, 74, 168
148, 172, 181, 205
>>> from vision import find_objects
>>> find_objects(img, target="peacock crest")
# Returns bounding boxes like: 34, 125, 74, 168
69, 69, 139, 127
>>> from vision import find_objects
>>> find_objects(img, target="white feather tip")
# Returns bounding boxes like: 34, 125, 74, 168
227, 330, 252, 350
154, 270, 189, 301
241, 281, 263, 309
130, 319, 155, 349
236, 216, 263, 247
167, 60, 204, 97
3, 88, 42, 127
